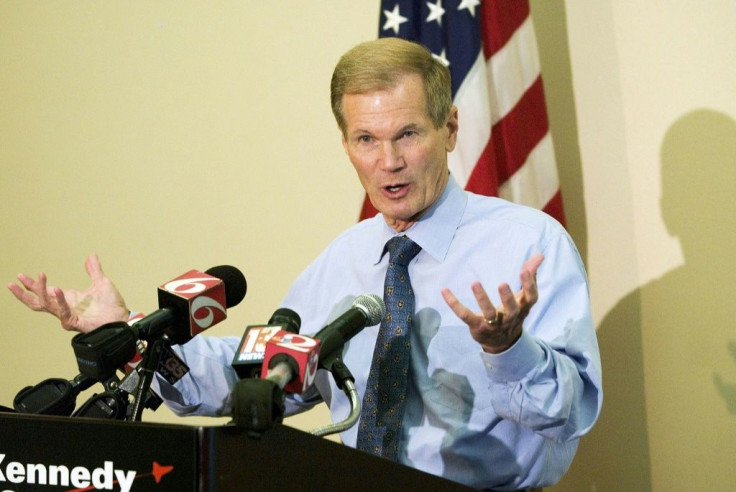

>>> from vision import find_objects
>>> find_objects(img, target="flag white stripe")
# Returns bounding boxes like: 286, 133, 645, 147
447, 51, 491, 188
498, 133, 559, 209
487, 16, 541, 126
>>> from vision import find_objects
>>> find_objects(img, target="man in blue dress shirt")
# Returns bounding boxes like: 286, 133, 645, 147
9, 38, 601, 491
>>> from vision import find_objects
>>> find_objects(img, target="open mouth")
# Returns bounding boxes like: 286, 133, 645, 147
383, 183, 409, 197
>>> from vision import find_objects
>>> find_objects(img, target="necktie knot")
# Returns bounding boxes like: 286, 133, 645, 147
385, 236, 421, 267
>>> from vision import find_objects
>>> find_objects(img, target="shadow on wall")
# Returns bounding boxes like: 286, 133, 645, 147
553, 109, 736, 491
531, 0, 588, 266
714, 341, 736, 415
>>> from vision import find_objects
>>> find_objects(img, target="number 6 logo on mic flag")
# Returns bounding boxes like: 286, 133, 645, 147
189, 295, 227, 329
163, 275, 222, 295
159, 270, 227, 338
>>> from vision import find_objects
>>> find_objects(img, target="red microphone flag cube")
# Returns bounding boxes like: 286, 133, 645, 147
262, 331, 321, 394
158, 269, 227, 339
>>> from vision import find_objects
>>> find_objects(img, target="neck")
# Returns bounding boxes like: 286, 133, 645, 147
386, 218, 415, 233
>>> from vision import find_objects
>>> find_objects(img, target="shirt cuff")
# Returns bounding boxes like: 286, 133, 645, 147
480, 330, 545, 383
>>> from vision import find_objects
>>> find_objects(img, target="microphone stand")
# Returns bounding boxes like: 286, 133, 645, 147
128, 336, 166, 421
310, 357, 361, 437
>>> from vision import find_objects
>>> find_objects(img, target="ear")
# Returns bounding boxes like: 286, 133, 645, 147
445, 106, 459, 152
340, 126, 348, 154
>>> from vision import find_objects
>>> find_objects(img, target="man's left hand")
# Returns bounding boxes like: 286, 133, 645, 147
441, 253, 544, 354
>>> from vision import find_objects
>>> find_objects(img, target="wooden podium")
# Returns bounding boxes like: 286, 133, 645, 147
0, 412, 474, 491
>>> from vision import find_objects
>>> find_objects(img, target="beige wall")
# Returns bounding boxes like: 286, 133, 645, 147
1, 2, 734, 490
550, 2, 736, 491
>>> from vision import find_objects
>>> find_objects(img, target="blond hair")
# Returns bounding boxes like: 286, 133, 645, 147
330, 38, 452, 135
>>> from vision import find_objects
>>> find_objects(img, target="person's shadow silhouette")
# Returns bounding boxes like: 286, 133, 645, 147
555, 109, 736, 491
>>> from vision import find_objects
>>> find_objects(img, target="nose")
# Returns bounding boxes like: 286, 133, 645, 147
379, 141, 405, 172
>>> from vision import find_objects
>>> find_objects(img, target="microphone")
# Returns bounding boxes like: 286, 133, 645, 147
133, 265, 247, 345
313, 294, 385, 369
260, 294, 384, 393
261, 331, 320, 394
13, 374, 96, 416
71, 265, 246, 381
230, 330, 319, 432
232, 308, 301, 379
229, 295, 384, 433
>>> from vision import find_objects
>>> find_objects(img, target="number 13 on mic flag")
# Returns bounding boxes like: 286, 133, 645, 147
359, 0, 566, 226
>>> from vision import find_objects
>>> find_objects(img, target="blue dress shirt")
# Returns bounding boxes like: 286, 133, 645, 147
157, 177, 602, 490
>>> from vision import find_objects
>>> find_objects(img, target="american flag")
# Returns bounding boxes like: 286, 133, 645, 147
359, 0, 566, 226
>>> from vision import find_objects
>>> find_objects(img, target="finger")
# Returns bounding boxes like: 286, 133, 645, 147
518, 254, 543, 311
523, 253, 544, 277
498, 282, 519, 316
7, 281, 36, 307
9, 280, 49, 311
470, 282, 498, 320
441, 287, 477, 325
17, 273, 39, 293
520, 268, 539, 306
53, 286, 75, 328
35, 272, 52, 307
85, 253, 104, 283
16, 272, 50, 307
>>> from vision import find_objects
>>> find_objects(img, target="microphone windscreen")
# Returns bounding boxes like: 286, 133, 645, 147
354, 294, 385, 325
205, 265, 247, 308
268, 308, 301, 334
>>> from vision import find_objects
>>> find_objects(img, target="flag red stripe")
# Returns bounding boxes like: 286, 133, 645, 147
464, 137, 499, 197
480, 0, 530, 58
359, 195, 379, 221
542, 190, 566, 227
490, 76, 549, 184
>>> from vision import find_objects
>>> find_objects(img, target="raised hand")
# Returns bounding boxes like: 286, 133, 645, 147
7, 253, 130, 333
441, 254, 544, 354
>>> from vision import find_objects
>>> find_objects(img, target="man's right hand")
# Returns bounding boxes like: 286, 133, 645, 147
7, 253, 130, 333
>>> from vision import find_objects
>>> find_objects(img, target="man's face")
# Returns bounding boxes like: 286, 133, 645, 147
341, 74, 458, 232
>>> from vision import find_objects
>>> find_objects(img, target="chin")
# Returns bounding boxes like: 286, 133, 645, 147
372, 198, 418, 223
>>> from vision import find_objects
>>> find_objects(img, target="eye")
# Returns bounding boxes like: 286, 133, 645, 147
358, 135, 373, 144
401, 130, 417, 139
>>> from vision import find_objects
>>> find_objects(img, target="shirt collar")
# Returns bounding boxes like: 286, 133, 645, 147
373, 175, 467, 264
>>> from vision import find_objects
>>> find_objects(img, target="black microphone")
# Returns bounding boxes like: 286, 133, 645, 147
229, 295, 384, 433
71, 265, 247, 381
313, 294, 385, 369
267, 308, 301, 334
232, 308, 301, 379
257, 295, 384, 393
133, 264, 247, 344
13, 374, 96, 416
